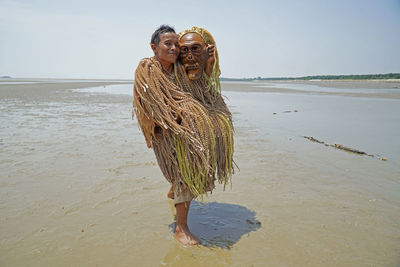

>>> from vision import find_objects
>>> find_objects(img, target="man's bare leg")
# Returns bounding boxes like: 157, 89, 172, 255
175, 201, 200, 245
167, 185, 174, 199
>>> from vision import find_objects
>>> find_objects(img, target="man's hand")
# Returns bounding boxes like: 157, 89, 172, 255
205, 44, 215, 76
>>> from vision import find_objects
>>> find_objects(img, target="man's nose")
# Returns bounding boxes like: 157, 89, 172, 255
187, 52, 193, 60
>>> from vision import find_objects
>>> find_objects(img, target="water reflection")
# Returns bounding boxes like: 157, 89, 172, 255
161, 242, 233, 266
169, 201, 261, 248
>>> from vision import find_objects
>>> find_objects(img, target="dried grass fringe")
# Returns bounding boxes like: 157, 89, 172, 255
133, 57, 234, 199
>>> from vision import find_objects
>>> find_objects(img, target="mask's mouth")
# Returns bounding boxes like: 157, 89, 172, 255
184, 63, 199, 71
184, 63, 201, 80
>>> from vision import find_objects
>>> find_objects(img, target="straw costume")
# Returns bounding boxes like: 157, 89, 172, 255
133, 27, 234, 202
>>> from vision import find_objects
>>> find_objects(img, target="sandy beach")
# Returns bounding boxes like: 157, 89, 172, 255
1, 79, 399, 266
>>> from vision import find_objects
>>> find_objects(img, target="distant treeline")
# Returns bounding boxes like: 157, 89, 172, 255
221, 73, 400, 81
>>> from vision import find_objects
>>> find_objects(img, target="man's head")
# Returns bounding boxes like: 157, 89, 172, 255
150, 25, 179, 66
178, 32, 208, 80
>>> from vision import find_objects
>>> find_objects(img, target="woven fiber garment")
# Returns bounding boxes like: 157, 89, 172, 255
133, 57, 234, 199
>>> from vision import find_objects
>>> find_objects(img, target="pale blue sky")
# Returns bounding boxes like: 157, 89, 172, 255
1, 0, 399, 79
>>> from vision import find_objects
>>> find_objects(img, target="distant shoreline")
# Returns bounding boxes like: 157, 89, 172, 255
221, 73, 400, 82
0, 77, 133, 83
2, 72, 400, 83
1, 78, 399, 101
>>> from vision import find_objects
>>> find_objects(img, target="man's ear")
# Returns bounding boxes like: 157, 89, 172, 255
150, 43, 157, 54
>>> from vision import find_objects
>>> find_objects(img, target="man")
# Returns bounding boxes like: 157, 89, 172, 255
133, 25, 233, 246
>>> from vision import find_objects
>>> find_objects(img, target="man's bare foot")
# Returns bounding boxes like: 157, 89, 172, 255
167, 185, 174, 199
175, 224, 200, 246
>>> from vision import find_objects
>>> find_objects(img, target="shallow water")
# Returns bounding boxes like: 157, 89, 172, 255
256, 82, 400, 94
1, 81, 399, 266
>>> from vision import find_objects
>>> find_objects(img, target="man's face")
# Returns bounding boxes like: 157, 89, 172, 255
151, 32, 179, 66
179, 33, 207, 80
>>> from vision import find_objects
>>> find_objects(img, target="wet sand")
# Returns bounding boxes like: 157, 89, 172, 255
1, 79, 399, 266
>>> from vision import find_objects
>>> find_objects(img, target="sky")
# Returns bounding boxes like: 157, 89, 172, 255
1, 0, 400, 79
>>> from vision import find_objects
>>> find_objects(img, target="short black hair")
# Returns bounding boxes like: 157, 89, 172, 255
151, 25, 176, 45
